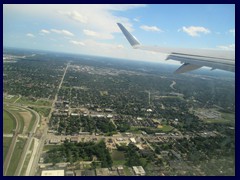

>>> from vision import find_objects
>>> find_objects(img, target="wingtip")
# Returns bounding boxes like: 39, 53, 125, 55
116, 22, 140, 47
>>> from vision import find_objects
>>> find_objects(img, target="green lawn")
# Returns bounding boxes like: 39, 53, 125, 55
123, 166, 134, 176
3, 137, 12, 162
204, 112, 235, 125
111, 150, 126, 166
43, 145, 61, 152
3, 110, 16, 134
17, 96, 52, 106
30, 107, 51, 117
10, 110, 25, 134
6, 138, 26, 176
3, 95, 19, 103
159, 125, 174, 132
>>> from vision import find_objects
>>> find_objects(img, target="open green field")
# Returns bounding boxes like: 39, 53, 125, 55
17, 96, 52, 106
6, 138, 26, 176
3, 110, 16, 134
43, 145, 61, 152
10, 110, 25, 134
197, 156, 235, 175
123, 166, 134, 176
5, 105, 37, 134
158, 125, 174, 132
204, 112, 235, 125
30, 106, 51, 117
3, 137, 12, 162
111, 150, 126, 165
3, 95, 20, 103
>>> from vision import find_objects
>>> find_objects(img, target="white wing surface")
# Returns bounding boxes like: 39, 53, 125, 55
117, 23, 235, 73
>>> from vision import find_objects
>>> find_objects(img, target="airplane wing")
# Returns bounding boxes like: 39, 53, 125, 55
117, 23, 235, 74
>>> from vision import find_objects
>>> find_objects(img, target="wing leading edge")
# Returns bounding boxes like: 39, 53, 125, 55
117, 23, 235, 73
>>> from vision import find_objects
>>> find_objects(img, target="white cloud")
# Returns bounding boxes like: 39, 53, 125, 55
133, 17, 140, 22
180, 26, 210, 37
83, 29, 114, 39
217, 44, 235, 51
70, 40, 85, 46
59, 10, 88, 23
41, 29, 50, 34
5, 4, 145, 41
26, 33, 35, 38
229, 29, 235, 36
50, 29, 74, 36
56, 4, 144, 38
133, 18, 139, 22
83, 29, 98, 37
117, 44, 124, 49
140, 25, 162, 32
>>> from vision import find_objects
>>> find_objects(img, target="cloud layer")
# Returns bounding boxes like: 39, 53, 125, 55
180, 26, 210, 37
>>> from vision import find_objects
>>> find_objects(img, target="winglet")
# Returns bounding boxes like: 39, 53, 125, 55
117, 23, 140, 47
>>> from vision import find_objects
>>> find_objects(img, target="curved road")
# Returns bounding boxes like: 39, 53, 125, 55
14, 106, 40, 176
3, 105, 40, 176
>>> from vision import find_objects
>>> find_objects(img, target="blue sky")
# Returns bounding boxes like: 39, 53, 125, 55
3, 4, 235, 63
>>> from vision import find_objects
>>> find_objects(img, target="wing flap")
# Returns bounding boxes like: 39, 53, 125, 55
174, 63, 202, 74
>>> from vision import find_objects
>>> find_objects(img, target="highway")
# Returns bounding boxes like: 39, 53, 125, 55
14, 106, 40, 175
3, 109, 20, 175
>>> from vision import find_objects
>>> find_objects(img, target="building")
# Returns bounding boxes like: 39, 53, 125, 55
129, 138, 136, 144
66, 171, 74, 176
41, 170, 64, 176
49, 139, 60, 144
132, 166, 146, 176
70, 136, 79, 142
96, 168, 110, 176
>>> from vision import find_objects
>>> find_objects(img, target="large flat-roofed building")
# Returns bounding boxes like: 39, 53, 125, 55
41, 170, 65, 176
132, 166, 146, 176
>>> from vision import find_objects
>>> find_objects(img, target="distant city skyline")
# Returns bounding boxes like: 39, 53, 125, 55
3, 4, 235, 64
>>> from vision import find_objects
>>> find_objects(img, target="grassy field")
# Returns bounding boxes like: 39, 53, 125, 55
123, 166, 134, 176
111, 150, 126, 166
204, 112, 235, 125
158, 125, 174, 132
10, 110, 25, 134
3, 110, 16, 134
3, 137, 13, 162
6, 138, 26, 176
3, 95, 20, 103
43, 145, 61, 152
30, 107, 51, 117
17, 96, 52, 106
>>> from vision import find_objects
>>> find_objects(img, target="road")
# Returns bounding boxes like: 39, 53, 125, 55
3, 109, 20, 176
28, 62, 70, 176
14, 106, 40, 176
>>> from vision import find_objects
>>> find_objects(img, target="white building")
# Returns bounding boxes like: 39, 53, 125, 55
132, 166, 146, 176
41, 170, 64, 176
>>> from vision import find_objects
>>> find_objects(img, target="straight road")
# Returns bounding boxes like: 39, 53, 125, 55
3, 109, 20, 176
28, 62, 70, 176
